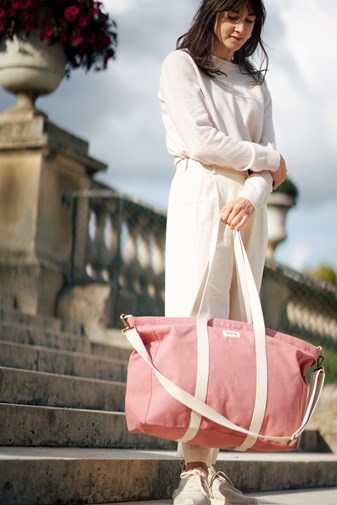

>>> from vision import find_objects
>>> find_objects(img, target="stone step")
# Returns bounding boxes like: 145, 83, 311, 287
113, 488, 337, 505
0, 448, 336, 505
0, 401, 328, 455
0, 367, 126, 411
0, 308, 83, 335
0, 322, 131, 360
0, 403, 175, 450
0, 340, 128, 381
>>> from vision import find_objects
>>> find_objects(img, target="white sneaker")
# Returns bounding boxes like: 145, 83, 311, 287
173, 467, 211, 505
208, 466, 257, 505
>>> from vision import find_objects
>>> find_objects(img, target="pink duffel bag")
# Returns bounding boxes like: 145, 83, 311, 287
121, 225, 325, 452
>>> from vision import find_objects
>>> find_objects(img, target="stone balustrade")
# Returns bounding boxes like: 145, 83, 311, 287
262, 259, 337, 347
60, 183, 337, 348
60, 183, 166, 327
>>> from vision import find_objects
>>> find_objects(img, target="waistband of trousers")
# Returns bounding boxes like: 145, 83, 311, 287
175, 158, 248, 180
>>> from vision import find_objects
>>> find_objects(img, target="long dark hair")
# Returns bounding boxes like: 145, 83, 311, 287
177, 0, 268, 83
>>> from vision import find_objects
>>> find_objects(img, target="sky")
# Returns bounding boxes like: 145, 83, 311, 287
1, 0, 336, 273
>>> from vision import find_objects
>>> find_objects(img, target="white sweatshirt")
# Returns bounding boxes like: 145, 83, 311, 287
158, 50, 281, 209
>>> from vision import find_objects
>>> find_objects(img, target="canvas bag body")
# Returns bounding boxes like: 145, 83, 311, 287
124, 314, 321, 452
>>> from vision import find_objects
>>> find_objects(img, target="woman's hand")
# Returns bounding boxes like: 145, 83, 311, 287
220, 197, 255, 231
273, 156, 287, 190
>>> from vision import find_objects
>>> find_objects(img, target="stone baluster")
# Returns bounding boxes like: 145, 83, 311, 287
91, 205, 114, 281
121, 215, 139, 293
152, 231, 166, 309
137, 219, 154, 314
84, 209, 97, 280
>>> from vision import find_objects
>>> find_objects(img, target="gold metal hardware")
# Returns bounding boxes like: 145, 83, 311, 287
120, 313, 132, 335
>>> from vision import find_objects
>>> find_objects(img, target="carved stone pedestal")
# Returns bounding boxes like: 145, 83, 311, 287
0, 109, 107, 315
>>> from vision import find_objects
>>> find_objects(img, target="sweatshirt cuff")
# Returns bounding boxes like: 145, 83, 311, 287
246, 144, 281, 173
238, 171, 273, 209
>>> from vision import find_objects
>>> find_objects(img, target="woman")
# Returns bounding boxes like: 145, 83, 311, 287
158, 1, 287, 504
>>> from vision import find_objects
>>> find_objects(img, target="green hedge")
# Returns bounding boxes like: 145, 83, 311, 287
273, 178, 299, 199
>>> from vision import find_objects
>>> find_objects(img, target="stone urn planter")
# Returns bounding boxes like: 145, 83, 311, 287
0, 30, 65, 111
266, 191, 297, 259
266, 178, 299, 258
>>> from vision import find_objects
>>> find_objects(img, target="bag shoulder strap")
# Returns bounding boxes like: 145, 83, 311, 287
124, 325, 325, 446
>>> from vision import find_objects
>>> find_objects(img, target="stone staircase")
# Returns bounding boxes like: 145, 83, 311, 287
0, 294, 336, 505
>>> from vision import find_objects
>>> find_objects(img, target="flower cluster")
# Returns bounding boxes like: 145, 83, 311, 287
0, 0, 117, 75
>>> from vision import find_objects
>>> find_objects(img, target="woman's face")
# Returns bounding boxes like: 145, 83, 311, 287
213, 6, 256, 61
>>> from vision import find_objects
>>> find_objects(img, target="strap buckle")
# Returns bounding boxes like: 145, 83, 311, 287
314, 347, 325, 371
120, 313, 133, 335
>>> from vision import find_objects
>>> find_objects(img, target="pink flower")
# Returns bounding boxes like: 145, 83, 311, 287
40, 25, 54, 42
77, 15, 88, 28
71, 35, 83, 46
64, 5, 80, 23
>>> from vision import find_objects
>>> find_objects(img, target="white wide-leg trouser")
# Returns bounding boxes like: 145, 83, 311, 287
165, 159, 268, 466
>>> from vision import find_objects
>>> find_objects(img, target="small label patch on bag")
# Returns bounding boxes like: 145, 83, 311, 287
222, 330, 241, 338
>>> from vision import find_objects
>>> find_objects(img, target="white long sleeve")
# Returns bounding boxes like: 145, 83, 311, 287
239, 170, 273, 208
159, 50, 280, 208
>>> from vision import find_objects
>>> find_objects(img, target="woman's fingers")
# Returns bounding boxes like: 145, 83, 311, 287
220, 197, 255, 231
229, 211, 249, 230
